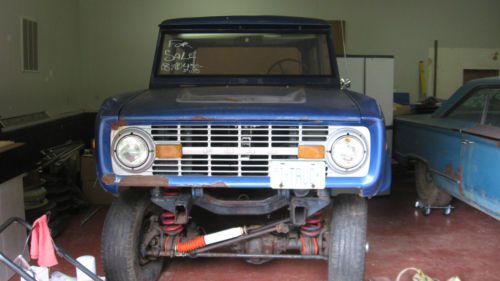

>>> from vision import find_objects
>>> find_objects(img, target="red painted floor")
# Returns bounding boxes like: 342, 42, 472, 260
11, 167, 500, 281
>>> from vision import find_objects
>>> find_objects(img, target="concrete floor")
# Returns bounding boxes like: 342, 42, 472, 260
15, 167, 500, 281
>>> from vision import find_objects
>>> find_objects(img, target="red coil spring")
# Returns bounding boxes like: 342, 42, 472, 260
300, 211, 323, 237
161, 190, 184, 235
299, 211, 323, 255
300, 236, 319, 255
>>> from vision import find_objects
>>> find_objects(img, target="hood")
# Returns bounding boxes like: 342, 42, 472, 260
118, 86, 362, 122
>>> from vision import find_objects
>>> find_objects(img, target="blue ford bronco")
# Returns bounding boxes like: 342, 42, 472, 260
96, 16, 391, 281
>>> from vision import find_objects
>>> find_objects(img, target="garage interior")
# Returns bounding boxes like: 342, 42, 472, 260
1, 1, 500, 281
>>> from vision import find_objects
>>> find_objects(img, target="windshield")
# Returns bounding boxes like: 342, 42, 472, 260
157, 32, 332, 76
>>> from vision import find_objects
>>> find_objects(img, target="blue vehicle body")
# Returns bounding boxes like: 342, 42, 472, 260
394, 77, 500, 220
95, 16, 391, 197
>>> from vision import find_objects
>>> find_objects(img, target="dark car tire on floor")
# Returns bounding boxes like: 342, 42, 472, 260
328, 194, 367, 281
415, 161, 452, 206
102, 189, 164, 281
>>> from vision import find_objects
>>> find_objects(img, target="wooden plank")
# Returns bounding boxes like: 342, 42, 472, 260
328, 20, 346, 56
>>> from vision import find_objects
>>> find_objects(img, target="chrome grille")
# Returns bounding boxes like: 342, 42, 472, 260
151, 125, 329, 176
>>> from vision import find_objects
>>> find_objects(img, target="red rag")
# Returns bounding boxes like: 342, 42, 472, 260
30, 214, 58, 267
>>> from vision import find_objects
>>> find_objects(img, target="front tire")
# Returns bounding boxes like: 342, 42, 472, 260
415, 161, 452, 206
102, 189, 164, 281
328, 195, 368, 281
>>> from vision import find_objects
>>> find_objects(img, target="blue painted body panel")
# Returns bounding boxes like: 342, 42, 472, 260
460, 132, 500, 219
118, 87, 372, 121
394, 77, 500, 220
95, 16, 391, 198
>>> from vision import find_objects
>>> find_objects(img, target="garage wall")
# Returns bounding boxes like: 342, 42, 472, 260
78, 0, 500, 108
337, 0, 500, 102
2, 0, 500, 118
428, 48, 500, 100
0, 0, 81, 119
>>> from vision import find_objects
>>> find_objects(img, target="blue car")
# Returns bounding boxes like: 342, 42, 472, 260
96, 16, 390, 281
394, 77, 500, 220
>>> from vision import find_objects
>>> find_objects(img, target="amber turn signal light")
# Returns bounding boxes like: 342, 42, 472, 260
298, 145, 325, 159
156, 144, 183, 158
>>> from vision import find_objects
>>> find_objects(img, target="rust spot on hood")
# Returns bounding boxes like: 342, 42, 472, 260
111, 120, 127, 130
119, 175, 169, 187
102, 173, 117, 185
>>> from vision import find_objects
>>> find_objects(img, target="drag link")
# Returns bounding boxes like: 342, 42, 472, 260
190, 221, 289, 255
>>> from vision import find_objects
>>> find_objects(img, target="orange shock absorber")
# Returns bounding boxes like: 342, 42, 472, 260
175, 236, 206, 253
174, 227, 245, 253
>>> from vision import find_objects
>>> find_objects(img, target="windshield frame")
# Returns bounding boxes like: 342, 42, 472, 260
149, 27, 340, 89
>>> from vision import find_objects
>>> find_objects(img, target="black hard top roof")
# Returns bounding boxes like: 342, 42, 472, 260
160, 16, 330, 29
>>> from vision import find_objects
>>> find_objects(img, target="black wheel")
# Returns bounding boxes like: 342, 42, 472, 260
328, 195, 368, 281
102, 189, 164, 281
415, 161, 452, 206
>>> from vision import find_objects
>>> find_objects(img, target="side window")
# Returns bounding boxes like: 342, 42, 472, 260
484, 89, 500, 127
447, 89, 489, 123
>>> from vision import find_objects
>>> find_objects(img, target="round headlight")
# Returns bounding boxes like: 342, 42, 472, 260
327, 129, 368, 173
112, 128, 154, 172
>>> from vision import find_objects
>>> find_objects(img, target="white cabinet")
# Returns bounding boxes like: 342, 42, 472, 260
365, 58, 394, 126
337, 56, 394, 126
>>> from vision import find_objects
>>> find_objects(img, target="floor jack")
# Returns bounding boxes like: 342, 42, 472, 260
415, 200, 454, 216
0, 217, 101, 281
